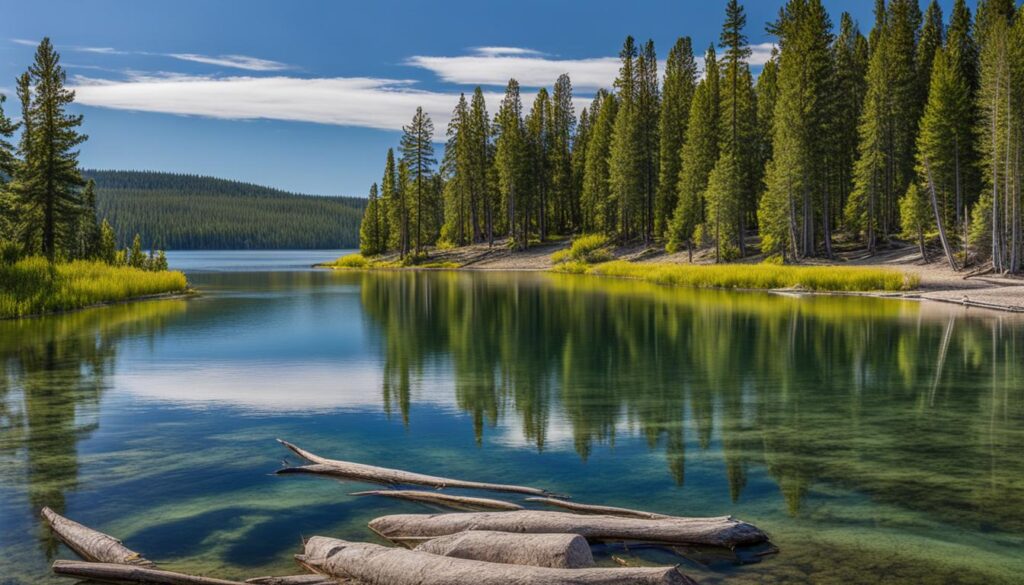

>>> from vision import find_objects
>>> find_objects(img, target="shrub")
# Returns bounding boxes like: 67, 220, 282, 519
552, 234, 613, 265
325, 253, 371, 269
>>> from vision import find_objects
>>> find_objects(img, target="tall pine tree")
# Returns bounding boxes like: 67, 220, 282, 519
656, 37, 697, 239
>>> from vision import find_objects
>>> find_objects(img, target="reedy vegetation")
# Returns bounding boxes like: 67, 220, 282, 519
360, 0, 1024, 275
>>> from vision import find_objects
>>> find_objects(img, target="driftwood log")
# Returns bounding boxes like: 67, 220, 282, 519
52, 560, 247, 585
298, 536, 695, 585
245, 576, 339, 585
415, 530, 594, 568
524, 498, 667, 519
42, 507, 155, 567
351, 490, 523, 511
277, 439, 552, 496
369, 511, 768, 548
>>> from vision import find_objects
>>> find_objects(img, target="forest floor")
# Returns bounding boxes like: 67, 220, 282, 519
357, 236, 1024, 313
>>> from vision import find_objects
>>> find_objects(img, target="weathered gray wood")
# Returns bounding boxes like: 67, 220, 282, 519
369, 510, 767, 548
276, 439, 551, 496
525, 498, 667, 519
51, 560, 247, 585
299, 536, 695, 585
42, 507, 154, 567
415, 530, 594, 568
350, 490, 523, 511
245, 575, 339, 585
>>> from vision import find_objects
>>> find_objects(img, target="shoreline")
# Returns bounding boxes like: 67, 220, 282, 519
1, 290, 197, 321
320, 240, 1024, 315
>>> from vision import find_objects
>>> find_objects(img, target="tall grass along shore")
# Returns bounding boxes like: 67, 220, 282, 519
0, 257, 188, 319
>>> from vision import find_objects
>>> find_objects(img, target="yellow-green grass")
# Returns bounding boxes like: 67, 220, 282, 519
551, 234, 613, 265
321, 253, 459, 270
0, 257, 189, 319
554, 260, 918, 292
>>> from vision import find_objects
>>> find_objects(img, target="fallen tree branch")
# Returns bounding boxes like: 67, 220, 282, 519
524, 498, 667, 519
368, 511, 767, 548
41, 507, 155, 567
298, 536, 695, 585
276, 439, 553, 496
52, 560, 247, 585
415, 530, 594, 568
245, 575, 339, 585
350, 490, 523, 511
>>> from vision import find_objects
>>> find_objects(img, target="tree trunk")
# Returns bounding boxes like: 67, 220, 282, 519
298, 537, 695, 585
415, 531, 594, 568
350, 490, 523, 511
368, 510, 767, 548
41, 507, 154, 567
276, 440, 552, 496
923, 156, 959, 271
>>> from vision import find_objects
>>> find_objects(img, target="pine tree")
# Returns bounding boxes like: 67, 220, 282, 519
0, 95, 19, 243
832, 13, 869, 219
525, 88, 551, 242
898, 182, 931, 259
581, 91, 617, 233
466, 87, 491, 243
360, 183, 384, 255
550, 74, 575, 235
19, 38, 87, 261
637, 39, 661, 243
440, 95, 471, 246
128, 233, 146, 268
75, 178, 99, 258
570, 105, 592, 233
916, 1, 944, 106
396, 159, 412, 256
667, 46, 720, 256
98, 218, 117, 264
608, 36, 641, 241
755, 49, 779, 182
656, 37, 697, 239
495, 79, 528, 249
400, 107, 436, 255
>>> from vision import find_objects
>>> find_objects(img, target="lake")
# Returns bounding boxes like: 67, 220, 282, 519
1, 250, 1022, 584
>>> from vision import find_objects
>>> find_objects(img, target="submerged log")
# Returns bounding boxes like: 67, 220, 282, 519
299, 536, 694, 585
525, 498, 667, 519
52, 560, 247, 585
415, 530, 594, 568
350, 490, 523, 511
42, 507, 155, 567
369, 510, 768, 548
276, 439, 552, 496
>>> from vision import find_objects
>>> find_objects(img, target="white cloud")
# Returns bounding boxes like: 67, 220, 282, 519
471, 46, 544, 57
10, 38, 39, 47
166, 53, 291, 71
407, 52, 620, 90
74, 46, 127, 55
70, 73, 590, 139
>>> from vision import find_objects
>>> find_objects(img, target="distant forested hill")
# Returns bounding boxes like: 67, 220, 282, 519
85, 170, 365, 249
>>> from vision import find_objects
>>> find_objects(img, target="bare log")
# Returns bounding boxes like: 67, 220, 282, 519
42, 507, 154, 567
276, 439, 552, 496
368, 511, 767, 548
350, 490, 523, 511
245, 576, 339, 585
299, 536, 694, 585
525, 498, 667, 519
415, 530, 594, 568
52, 560, 247, 585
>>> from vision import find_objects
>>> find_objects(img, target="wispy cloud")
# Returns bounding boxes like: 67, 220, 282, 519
165, 53, 291, 71
74, 46, 128, 55
471, 46, 544, 57
69, 73, 588, 139
10, 38, 40, 47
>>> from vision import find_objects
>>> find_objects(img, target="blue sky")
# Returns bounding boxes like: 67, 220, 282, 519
1, 0, 964, 196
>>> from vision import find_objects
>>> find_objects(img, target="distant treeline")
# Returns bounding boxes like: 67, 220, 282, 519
86, 170, 366, 250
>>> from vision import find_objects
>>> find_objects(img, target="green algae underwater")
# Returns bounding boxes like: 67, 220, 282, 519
1, 261, 1022, 584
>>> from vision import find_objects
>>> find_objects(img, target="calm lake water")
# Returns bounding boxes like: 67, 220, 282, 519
1, 250, 1022, 584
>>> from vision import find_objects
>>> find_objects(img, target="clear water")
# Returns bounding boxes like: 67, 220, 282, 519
1, 251, 1022, 584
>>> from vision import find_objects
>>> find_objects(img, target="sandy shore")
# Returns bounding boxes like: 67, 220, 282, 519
357, 239, 1024, 314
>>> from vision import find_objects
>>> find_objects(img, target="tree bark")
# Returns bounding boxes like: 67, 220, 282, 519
350, 490, 523, 511
923, 156, 960, 271
51, 560, 247, 585
368, 510, 767, 548
298, 537, 695, 585
276, 440, 553, 496
41, 507, 154, 567
523, 497, 667, 519
415, 530, 594, 568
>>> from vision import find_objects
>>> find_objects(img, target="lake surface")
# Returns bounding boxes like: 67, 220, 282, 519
1, 250, 1022, 584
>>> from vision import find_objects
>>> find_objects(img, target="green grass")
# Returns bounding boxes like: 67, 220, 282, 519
321, 253, 460, 270
322, 253, 374, 269
554, 260, 917, 292
551, 234, 613, 265
0, 257, 189, 319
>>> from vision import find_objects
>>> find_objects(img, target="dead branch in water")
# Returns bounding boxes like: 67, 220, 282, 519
41, 507, 155, 567
52, 560, 247, 585
524, 498, 667, 519
276, 439, 554, 496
